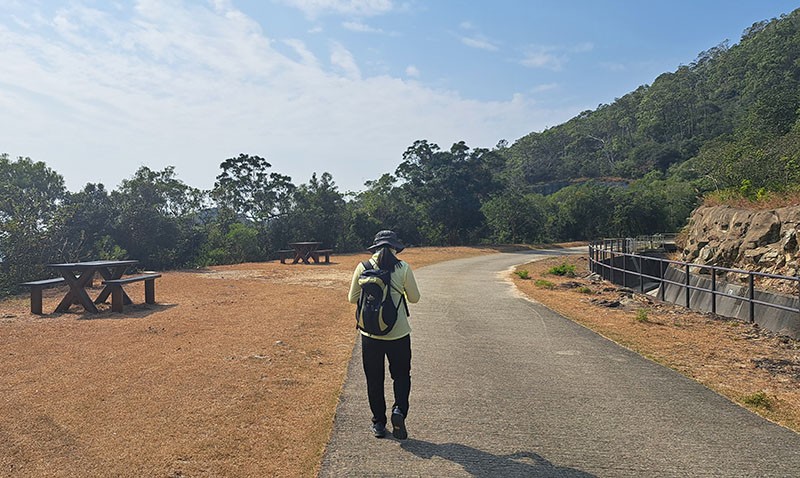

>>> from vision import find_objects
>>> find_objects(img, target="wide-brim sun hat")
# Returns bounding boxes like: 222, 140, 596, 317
368, 230, 405, 253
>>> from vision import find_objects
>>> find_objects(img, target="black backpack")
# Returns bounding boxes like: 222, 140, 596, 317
356, 261, 407, 335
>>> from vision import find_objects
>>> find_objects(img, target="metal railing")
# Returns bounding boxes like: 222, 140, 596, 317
588, 238, 800, 323
598, 234, 677, 255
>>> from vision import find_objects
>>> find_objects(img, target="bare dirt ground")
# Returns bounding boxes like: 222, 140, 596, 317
3, 246, 798, 478
512, 254, 800, 434
0, 247, 496, 478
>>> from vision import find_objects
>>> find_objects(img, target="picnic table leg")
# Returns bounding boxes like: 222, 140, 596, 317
144, 279, 156, 304
303, 246, 316, 264
30, 287, 43, 315
55, 271, 98, 313
95, 266, 133, 305
110, 285, 124, 313
295, 250, 311, 264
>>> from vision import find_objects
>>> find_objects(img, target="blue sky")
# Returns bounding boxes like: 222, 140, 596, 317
1, 0, 799, 193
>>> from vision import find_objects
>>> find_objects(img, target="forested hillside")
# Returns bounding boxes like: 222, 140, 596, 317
504, 9, 800, 192
3, 9, 800, 295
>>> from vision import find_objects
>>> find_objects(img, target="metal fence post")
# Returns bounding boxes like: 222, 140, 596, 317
685, 263, 691, 309
614, 250, 618, 284
749, 274, 755, 323
622, 254, 627, 288
597, 245, 606, 279
711, 267, 717, 315
603, 242, 608, 279
659, 259, 666, 302
639, 255, 644, 293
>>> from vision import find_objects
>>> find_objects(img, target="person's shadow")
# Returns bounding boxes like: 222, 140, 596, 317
401, 439, 597, 478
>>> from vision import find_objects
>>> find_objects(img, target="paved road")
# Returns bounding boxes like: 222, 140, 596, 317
320, 250, 800, 477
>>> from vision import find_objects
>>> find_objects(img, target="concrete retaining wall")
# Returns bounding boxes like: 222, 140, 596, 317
658, 267, 800, 339
596, 254, 667, 292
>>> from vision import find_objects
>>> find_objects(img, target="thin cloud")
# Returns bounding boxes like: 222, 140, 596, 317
278, 0, 394, 18
283, 38, 320, 67
455, 21, 498, 52
405, 65, 420, 78
570, 41, 594, 53
531, 83, 558, 93
330, 41, 361, 79
342, 21, 384, 33
10, 12, 34, 29
519, 42, 592, 71
601, 61, 627, 72
460, 35, 499, 52
520, 47, 565, 70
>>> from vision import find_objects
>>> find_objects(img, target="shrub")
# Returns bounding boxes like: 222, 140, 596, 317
742, 391, 772, 409
514, 269, 530, 280
635, 308, 649, 323
548, 263, 576, 277
534, 279, 555, 289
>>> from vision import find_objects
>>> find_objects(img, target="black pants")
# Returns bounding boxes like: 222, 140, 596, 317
361, 334, 411, 425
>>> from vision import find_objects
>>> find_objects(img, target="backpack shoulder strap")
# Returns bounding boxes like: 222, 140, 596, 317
361, 260, 374, 271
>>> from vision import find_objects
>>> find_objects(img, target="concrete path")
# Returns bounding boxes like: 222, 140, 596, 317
319, 250, 800, 477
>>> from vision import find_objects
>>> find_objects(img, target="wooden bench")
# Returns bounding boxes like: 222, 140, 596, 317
102, 273, 161, 312
20, 277, 66, 314
310, 249, 333, 264
277, 249, 295, 264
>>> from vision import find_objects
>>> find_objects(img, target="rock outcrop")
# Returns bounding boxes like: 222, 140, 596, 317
679, 205, 800, 291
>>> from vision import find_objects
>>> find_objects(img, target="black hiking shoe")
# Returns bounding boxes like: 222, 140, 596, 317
371, 422, 386, 438
391, 407, 407, 440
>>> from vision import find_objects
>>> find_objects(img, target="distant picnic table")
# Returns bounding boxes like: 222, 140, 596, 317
279, 242, 333, 264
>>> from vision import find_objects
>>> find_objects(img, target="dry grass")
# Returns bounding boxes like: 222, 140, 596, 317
701, 190, 800, 210
512, 254, 800, 433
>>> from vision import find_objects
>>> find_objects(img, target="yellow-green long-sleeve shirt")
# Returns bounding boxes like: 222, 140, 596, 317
348, 252, 421, 340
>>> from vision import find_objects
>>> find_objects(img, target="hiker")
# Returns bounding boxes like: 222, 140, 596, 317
348, 230, 421, 439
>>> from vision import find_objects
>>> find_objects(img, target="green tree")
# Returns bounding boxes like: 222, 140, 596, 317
481, 191, 548, 244
547, 182, 615, 241
212, 154, 295, 224
269, 172, 345, 251
0, 154, 67, 294
395, 140, 502, 245
49, 183, 120, 261
112, 166, 205, 269
345, 173, 422, 250
198, 222, 261, 266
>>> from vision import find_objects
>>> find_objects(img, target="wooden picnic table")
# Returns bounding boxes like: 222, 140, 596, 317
47, 260, 139, 313
288, 242, 322, 264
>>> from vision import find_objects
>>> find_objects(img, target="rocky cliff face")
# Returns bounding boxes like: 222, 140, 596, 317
679, 205, 800, 291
